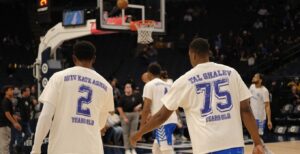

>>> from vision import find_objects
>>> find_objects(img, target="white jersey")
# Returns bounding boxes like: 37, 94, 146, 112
249, 84, 270, 121
39, 66, 114, 154
143, 78, 178, 125
161, 62, 251, 154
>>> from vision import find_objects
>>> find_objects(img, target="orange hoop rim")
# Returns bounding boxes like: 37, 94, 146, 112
130, 20, 156, 31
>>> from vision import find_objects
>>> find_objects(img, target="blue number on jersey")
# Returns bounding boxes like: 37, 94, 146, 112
196, 78, 232, 117
77, 85, 92, 117
164, 87, 168, 95
214, 78, 232, 112
196, 83, 212, 117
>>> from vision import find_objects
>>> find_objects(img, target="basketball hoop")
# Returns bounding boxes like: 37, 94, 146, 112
130, 20, 155, 44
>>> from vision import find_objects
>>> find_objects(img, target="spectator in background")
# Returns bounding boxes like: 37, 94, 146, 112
0, 85, 22, 154
253, 19, 264, 29
102, 112, 123, 145
257, 5, 269, 16
289, 85, 300, 106
110, 77, 121, 107
29, 84, 39, 133
117, 82, 142, 154
15, 85, 33, 152
287, 77, 300, 92
248, 53, 256, 67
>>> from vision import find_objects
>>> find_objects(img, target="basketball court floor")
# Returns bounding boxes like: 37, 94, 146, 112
103, 135, 300, 154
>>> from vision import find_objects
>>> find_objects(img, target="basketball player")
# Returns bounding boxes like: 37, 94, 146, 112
250, 73, 273, 153
140, 63, 178, 154
31, 41, 114, 154
131, 38, 264, 154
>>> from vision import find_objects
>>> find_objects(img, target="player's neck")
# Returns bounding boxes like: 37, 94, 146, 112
195, 58, 210, 66
75, 62, 93, 69
255, 83, 262, 88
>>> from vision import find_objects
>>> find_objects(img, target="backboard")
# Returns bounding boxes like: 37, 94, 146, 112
97, 0, 165, 33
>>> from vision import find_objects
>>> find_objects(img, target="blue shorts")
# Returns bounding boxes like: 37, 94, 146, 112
256, 119, 266, 135
153, 123, 176, 150
209, 147, 244, 154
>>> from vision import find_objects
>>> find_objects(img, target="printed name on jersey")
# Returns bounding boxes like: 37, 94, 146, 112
206, 113, 231, 122
71, 116, 94, 126
64, 74, 107, 91
188, 70, 231, 84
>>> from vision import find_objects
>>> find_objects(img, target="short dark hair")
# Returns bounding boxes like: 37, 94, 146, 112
2, 85, 14, 94
20, 85, 30, 94
148, 63, 161, 76
73, 41, 96, 61
160, 70, 168, 79
189, 38, 210, 54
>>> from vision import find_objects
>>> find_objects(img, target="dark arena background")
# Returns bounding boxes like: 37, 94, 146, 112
0, 0, 300, 153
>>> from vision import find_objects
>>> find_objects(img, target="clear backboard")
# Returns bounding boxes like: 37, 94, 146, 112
97, 0, 165, 33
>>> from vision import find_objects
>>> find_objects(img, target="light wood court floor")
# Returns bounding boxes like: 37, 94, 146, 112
244, 141, 300, 154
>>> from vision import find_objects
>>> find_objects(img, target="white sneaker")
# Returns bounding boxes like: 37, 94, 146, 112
125, 149, 131, 154
131, 148, 137, 154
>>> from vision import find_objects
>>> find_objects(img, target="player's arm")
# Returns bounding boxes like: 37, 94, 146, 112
140, 97, 152, 128
4, 111, 22, 131
240, 98, 262, 146
117, 107, 128, 123
31, 103, 55, 154
265, 101, 272, 130
263, 89, 272, 130
130, 105, 173, 146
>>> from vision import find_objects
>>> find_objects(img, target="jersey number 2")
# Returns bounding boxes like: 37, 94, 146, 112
77, 85, 92, 117
196, 78, 232, 117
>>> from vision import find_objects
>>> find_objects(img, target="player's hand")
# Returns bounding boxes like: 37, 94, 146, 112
130, 132, 142, 147
134, 104, 142, 112
124, 117, 129, 124
101, 125, 109, 136
13, 115, 21, 121
252, 144, 264, 154
13, 122, 22, 131
267, 121, 272, 130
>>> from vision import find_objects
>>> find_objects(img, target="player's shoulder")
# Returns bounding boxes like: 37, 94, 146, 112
146, 78, 157, 86
250, 84, 255, 89
50, 69, 67, 79
262, 86, 269, 92
145, 78, 163, 89
91, 72, 113, 91
214, 63, 238, 74
173, 71, 191, 87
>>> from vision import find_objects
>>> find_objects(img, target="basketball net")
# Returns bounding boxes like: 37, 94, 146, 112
135, 20, 155, 44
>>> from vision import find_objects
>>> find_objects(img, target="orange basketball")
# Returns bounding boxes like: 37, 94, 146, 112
117, 0, 128, 9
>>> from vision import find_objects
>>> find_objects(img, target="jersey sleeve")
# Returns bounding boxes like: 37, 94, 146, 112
161, 77, 190, 111
142, 82, 153, 100
2, 100, 11, 112
263, 88, 270, 103
38, 73, 60, 107
235, 71, 252, 102
106, 87, 115, 112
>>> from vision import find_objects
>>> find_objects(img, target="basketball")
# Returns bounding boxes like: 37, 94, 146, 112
117, 0, 128, 9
